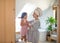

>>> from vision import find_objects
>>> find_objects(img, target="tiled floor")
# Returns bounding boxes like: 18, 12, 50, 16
16, 34, 56, 43
16, 38, 56, 43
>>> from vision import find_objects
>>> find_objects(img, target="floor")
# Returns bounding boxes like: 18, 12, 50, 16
16, 41, 56, 43
16, 39, 56, 43
16, 34, 56, 43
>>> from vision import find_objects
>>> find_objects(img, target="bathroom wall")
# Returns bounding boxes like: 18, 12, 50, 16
16, 0, 55, 16
40, 7, 54, 29
15, 0, 55, 32
16, 7, 54, 32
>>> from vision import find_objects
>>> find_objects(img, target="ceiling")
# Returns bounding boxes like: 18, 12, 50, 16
16, 0, 57, 17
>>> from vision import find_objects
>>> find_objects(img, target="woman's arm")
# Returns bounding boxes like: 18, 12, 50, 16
32, 20, 40, 29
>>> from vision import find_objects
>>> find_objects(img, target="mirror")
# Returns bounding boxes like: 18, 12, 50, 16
15, 0, 58, 43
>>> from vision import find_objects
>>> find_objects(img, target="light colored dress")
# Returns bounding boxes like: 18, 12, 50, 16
27, 19, 40, 43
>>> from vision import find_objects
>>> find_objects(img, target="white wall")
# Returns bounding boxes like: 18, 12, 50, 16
15, 0, 56, 32
16, 0, 56, 16
40, 7, 54, 29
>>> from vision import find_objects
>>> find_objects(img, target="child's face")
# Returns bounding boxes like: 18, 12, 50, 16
24, 15, 27, 19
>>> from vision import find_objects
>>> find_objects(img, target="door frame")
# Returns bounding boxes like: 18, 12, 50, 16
14, 0, 60, 43
57, 0, 60, 43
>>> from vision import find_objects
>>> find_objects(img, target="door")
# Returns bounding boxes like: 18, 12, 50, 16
57, 0, 60, 43
0, 0, 15, 43
0, 0, 5, 43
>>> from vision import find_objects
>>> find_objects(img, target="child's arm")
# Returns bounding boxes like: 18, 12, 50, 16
20, 20, 24, 26
21, 20, 26, 26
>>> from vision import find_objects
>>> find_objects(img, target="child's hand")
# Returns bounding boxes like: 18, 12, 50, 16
27, 23, 31, 28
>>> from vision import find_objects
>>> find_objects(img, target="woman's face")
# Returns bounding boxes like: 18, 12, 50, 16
33, 12, 38, 18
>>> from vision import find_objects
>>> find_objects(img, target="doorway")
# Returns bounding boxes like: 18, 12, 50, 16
15, 0, 58, 43
0, 0, 60, 43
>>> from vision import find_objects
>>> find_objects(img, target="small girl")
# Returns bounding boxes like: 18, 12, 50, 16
20, 12, 30, 43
